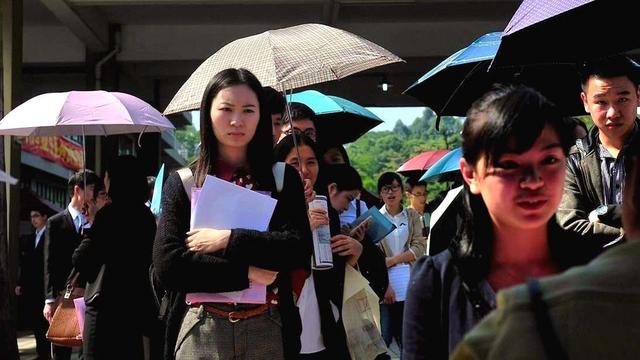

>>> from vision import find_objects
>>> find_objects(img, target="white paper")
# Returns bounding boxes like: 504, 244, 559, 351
192, 175, 277, 231
388, 264, 411, 302
188, 175, 278, 304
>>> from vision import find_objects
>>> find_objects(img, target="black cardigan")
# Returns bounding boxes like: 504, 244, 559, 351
153, 165, 312, 359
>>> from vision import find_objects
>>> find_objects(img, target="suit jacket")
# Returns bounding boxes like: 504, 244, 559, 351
44, 209, 83, 300
18, 231, 46, 302
377, 207, 428, 263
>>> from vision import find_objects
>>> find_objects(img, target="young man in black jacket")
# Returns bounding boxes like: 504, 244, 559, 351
557, 55, 640, 248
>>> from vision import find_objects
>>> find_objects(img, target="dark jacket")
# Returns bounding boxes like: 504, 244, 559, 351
44, 209, 83, 299
153, 165, 312, 359
556, 120, 640, 248
18, 231, 46, 302
402, 220, 602, 360
72, 202, 157, 360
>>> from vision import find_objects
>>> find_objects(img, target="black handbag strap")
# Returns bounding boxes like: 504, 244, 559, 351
461, 280, 493, 318
527, 277, 568, 360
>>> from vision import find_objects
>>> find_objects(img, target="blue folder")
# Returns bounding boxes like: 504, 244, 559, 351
351, 206, 396, 244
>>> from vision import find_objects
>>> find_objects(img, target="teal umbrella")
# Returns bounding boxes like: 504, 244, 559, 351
289, 90, 383, 144
150, 163, 165, 217
420, 147, 462, 182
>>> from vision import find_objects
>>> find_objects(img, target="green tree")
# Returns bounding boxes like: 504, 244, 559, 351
348, 109, 462, 200
175, 125, 200, 163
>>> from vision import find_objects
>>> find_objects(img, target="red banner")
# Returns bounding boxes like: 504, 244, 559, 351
22, 137, 83, 171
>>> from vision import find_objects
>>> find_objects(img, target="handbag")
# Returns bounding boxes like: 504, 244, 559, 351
46, 271, 84, 347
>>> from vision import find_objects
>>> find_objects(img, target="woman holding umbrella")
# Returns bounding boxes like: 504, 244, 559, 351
153, 68, 312, 359
402, 85, 603, 360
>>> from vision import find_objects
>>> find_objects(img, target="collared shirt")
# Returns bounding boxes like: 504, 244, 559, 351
597, 124, 639, 205
339, 199, 368, 227
67, 204, 86, 233
380, 205, 409, 257
34, 227, 45, 248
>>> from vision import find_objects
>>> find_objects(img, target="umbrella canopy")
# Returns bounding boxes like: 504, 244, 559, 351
405, 32, 584, 118
0, 169, 18, 185
397, 149, 449, 178
288, 90, 383, 144
492, 0, 640, 68
420, 147, 462, 183
164, 23, 403, 115
0, 91, 175, 136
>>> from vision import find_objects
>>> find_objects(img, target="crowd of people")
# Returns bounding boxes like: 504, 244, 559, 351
14, 54, 640, 360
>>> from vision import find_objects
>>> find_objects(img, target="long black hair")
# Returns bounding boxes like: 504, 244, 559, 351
452, 84, 574, 282
195, 68, 274, 189
106, 155, 148, 205
273, 133, 319, 163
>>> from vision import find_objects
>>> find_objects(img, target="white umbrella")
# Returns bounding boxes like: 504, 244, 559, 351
0, 169, 18, 185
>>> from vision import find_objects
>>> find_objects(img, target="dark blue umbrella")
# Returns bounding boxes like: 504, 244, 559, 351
289, 90, 383, 144
492, 0, 640, 68
405, 32, 584, 121
420, 147, 462, 183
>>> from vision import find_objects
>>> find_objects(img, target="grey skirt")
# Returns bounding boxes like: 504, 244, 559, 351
175, 305, 284, 360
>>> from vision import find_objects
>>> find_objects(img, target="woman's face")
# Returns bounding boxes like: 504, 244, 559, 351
284, 144, 319, 187
461, 125, 567, 232
379, 179, 403, 209
323, 147, 346, 165
210, 84, 260, 153
328, 184, 359, 214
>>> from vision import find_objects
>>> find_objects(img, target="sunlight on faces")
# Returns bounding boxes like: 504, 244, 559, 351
407, 184, 427, 209
380, 180, 403, 209
328, 183, 359, 214
210, 85, 260, 152
581, 76, 640, 142
460, 125, 567, 232
284, 144, 319, 187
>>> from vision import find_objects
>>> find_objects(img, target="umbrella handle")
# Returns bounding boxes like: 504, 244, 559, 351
138, 125, 148, 147
281, 87, 304, 181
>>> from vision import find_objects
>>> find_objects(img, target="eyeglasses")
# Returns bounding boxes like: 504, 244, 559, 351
381, 184, 401, 193
284, 127, 317, 139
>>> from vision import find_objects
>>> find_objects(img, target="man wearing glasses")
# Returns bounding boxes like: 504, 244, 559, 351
278, 102, 318, 143
405, 178, 430, 238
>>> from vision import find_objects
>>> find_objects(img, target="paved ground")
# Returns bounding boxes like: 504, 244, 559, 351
17, 331, 81, 360
17, 331, 401, 359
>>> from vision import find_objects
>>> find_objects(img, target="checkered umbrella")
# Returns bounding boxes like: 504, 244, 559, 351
164, 23, 404, 115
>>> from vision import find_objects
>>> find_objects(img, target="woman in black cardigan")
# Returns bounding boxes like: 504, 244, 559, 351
153, 68, 312, 359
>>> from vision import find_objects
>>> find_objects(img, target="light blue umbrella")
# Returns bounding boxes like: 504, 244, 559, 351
420, 147, 462, 182
289, 90, 383, 144
150, 163, 165, 217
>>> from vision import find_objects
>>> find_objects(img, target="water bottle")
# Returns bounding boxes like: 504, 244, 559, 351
309, 195, 333, 270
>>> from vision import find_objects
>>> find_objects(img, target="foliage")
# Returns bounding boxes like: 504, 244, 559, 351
175, 125, 200, 163
347, 109, 462, 200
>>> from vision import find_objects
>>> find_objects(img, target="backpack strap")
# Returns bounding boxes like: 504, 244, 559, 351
177, 167, 195, 201
272, 162, 285, 193
355, 199, 362, 218
527, 277, 568, 360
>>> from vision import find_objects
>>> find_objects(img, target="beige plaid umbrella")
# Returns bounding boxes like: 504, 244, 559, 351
164, 23, 404, 115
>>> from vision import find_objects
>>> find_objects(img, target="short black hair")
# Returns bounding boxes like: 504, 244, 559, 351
321, 164, 362, 192
580, 54, 640, 90
67, 169, 100, 197
286, 102, 316, 123
263, 87, 285, 116
377, 172, 403, 194
30, 205, 49, 217
406, 177, 426, 192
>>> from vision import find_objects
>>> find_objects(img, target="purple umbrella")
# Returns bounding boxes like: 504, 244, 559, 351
492, 0, 640, 68
0, 90, 175, 172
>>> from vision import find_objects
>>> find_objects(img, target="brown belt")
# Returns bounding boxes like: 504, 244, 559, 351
201, 303, 270, 323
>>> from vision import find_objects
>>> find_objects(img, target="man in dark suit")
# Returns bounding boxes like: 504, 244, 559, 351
43, 170, 100, 360
16, 206, 50, 359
